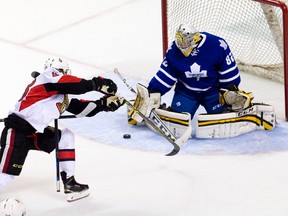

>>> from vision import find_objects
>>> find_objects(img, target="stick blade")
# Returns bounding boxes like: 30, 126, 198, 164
165, 147, 180, 156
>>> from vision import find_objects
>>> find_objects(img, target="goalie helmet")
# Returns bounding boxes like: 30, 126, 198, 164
0, 198, 26, 216
44, 57, 71, 75
175, 24, 201, 57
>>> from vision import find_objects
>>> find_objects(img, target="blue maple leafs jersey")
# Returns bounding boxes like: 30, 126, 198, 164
148, 32, 241, 96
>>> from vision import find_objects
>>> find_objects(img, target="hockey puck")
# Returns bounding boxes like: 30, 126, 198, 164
123, 134, 131, 139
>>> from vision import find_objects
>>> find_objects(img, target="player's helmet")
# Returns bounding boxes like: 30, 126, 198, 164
0, 198, 26, 216
44, 57, 71, 75
175, 24, 201, 57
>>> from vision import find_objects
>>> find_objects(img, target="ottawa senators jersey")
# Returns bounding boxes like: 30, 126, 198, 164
10, 68, 95, 132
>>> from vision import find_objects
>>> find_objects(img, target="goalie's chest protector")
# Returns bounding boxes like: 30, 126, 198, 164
168, 32, 232, 91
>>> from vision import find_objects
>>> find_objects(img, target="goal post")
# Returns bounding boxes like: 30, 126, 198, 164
161, 0, 288, 120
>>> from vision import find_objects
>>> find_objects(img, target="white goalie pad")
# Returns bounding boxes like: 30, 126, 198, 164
196, 103, 276, 138
145, 108, 192, 140
127, 83, 161, 124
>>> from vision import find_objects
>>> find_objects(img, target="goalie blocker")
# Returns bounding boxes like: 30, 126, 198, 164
127, 84, 275, 139
127, 83, 192, 140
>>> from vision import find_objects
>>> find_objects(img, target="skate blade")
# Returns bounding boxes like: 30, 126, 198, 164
66, 190, 90, 202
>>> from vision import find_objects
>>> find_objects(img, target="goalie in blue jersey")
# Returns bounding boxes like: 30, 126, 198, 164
148, 23, 241, 118
129, 24, 275, 139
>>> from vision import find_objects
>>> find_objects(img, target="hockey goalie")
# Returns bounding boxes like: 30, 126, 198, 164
126, 23, 275, 140
127, 83, 275, 140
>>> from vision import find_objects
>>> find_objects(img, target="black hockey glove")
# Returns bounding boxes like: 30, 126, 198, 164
97, 95, 125, 112
226, 84, 239, 91
92, 76, 117, 95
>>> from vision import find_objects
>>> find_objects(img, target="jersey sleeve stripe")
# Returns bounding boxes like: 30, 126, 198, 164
155, 75, 174, 88
159, 68, 178, 81
218, 65, 238, 75
219, 73, 240, 83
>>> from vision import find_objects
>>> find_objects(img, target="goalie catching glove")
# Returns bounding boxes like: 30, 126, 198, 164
93, 76, 118, 95
220, 85, 254, 111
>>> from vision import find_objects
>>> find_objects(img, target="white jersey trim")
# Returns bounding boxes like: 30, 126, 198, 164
159, 68, 178, 82
180, 80, 212, 92
219, 73, 240, 83
219, 65, 238, 75
155, 75, 173, 89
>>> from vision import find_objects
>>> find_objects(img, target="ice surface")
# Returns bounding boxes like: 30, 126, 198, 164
0, 1, 288, 215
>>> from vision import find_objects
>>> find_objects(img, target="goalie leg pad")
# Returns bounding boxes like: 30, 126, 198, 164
153, 108, 192, 139
196, 104, 275, 138
127, 100, 145, 125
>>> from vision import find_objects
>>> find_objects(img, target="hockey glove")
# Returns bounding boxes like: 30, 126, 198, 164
226, 84, 239, 91
220, 88, 254, 111
97, 95, 125, 112
93, 76, 117, 95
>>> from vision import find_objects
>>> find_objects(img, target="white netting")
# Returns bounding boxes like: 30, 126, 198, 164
164, 0, 287, 83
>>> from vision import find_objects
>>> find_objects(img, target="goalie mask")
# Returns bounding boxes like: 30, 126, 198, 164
44, 57, 71, 75
175, 24, 201, 57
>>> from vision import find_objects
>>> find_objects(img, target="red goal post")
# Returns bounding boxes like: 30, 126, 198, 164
161, 0, 288, 120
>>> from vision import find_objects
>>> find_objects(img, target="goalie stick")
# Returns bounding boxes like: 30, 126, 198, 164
114, 68, 137, 94
113, 68, 190, 156
117, 93, 180, 156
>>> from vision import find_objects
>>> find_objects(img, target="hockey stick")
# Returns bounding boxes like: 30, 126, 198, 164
113, 68, 189, 156
54, 114, 78, 191
54, 119, 61, 192
54, 115, 77, 192
0, 115, 76, 123
114, 68, 136, 94
117, 93, 180, 156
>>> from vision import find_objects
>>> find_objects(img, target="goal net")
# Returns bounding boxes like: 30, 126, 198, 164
161, 0, 288, 120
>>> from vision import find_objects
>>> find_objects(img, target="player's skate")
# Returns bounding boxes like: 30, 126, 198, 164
60, 171, 90, 202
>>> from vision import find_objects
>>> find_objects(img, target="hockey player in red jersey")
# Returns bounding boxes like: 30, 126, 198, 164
0, 57, 124, 201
